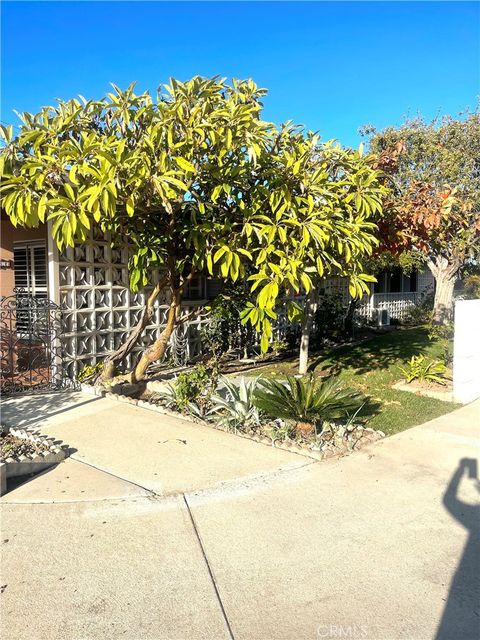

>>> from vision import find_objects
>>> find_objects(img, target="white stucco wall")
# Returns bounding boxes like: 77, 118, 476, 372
453, 299, 480, 404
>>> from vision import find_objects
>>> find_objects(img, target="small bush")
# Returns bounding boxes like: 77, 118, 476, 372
201, 283, 256, 358
404, 291, 434, 326
78, 362, 104, 382
313, 291, 346, 343
399, 355, 449, 385
427, 322, 454, 366
269, 339, 289, 356
464, 275, 480, 299
253, 375, 366, 438
155, 363, 218, 416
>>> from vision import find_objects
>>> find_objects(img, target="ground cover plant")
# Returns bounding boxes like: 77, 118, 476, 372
241, 327, 460, 435
399, 354, 449, 385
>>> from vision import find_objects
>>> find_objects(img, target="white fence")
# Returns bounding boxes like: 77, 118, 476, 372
357, 292, 421, 323
453, 299, 480, 404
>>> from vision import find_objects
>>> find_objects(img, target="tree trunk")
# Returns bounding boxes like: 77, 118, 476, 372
298, 290, 318, 376
101, 277, 167, 382
343, 297, 359, 337
131, 289, 181, 382
429, 257, 457, 325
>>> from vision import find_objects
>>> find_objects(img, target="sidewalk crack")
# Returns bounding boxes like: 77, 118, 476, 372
183, 493, 235, 640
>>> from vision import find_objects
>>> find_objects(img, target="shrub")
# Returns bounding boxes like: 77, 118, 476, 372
253, 375, 366, 438
464, 275, 480, 299
77, 362, 104, 382
208, 377, 260, 431
201, 283, 256, 358
403, 288, 434, 326
427, 322, 454, 366
155, 363, 218, 415
313, 291, 346, 343
269, 339, 289, 356
399, 355, 449, 385
174, 364, 211, 407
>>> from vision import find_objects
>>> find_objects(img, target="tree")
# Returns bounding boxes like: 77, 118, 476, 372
1, 76, 385, 381
1, 77, 274, 381
365, 111, 480, 324
237, 134, 386, 374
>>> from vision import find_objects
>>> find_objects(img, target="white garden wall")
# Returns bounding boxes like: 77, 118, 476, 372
453, 299, 480, 404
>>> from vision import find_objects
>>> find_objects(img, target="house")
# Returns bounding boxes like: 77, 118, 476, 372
0, 213, 436, 388
1, 216, 217, 386
316, 265, 435, 326
356, 266, 435, 324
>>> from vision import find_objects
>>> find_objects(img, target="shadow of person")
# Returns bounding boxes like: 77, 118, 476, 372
436, 458, 480, 640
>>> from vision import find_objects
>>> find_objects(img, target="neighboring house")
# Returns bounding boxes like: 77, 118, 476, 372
0, 214, 436, 385
316, 266, 435, 325
357, 266, 435, 324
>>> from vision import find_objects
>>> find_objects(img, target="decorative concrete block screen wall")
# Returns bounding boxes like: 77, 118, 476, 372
453, 299, 480, 404
58, 228, 207, 380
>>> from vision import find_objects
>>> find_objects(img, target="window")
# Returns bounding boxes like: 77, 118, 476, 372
183, 275, 206, 301
13, 241, 48, 335
13, 241, 48, 298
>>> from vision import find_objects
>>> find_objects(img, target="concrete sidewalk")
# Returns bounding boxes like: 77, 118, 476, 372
1, 391, 308, 495
1, 393, 479, 640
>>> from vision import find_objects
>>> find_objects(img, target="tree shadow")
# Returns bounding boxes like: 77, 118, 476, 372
1, 390, 100, 430
323, 328, 432, 376
436, 458, 480, 640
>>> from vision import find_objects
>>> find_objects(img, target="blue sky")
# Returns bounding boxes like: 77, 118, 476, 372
1, 1, 479, 146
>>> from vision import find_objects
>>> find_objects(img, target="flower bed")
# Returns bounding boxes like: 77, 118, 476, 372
0, 427, 69, 496
82, 373, 385, 462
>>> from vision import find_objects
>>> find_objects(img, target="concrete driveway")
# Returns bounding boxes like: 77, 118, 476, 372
1, 393, 479, 640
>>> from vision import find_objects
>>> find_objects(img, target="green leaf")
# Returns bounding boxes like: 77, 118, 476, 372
126, 196, 134, 217
174, 157, 195, 173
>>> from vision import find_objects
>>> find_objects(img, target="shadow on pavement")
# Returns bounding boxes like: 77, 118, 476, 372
1, 391, 100, 429
436, 458, 480, 640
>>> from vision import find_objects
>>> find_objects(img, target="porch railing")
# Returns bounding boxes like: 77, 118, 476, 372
357, 292, 421, 322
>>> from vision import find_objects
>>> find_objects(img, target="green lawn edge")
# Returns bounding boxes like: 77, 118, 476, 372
242, 327, 460, 436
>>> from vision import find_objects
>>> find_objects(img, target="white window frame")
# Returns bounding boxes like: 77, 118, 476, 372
13, 240, 48, 298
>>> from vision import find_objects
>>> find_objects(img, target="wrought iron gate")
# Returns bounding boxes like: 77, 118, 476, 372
0, 289, 68, 394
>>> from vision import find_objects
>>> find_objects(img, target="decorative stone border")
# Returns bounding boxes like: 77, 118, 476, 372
81, 382, 385, 462
0, 428, 69, 496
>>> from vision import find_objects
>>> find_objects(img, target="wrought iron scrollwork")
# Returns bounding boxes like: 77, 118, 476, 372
0, 289, 70, 394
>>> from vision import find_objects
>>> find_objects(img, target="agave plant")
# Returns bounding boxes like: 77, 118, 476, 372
208, 376, 260, 431
253, 375, 366, 437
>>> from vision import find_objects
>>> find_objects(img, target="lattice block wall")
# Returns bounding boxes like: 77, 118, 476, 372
58, 230, 206, 380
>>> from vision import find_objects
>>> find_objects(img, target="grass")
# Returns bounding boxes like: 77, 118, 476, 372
243, 327, 460, 436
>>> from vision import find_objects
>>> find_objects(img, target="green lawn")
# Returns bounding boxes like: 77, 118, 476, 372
244, 328, 460, 436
